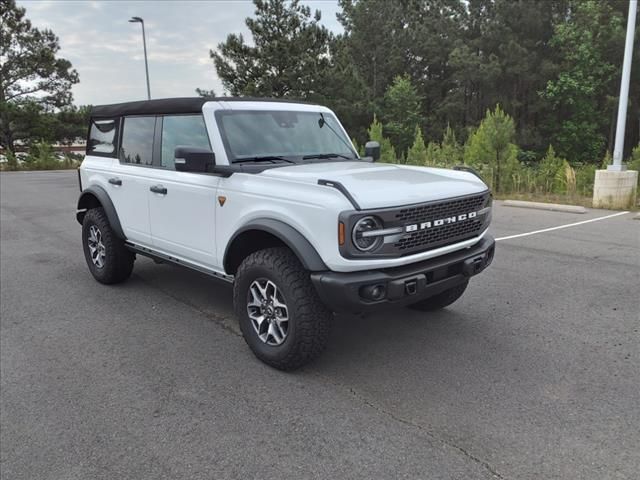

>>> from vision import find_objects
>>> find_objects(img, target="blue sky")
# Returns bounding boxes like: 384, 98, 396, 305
21, 0, 343, 106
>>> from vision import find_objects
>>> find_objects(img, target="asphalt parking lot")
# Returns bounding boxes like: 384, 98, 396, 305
1, 170, 638, 480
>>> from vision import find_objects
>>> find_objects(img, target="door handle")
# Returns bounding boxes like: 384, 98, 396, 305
108, 177, 122, 186
150, 185, 167, 195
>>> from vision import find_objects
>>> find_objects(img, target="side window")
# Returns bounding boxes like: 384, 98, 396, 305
120, 116, 155, 166
87, 119, 118, 156
161, 115, 210, 169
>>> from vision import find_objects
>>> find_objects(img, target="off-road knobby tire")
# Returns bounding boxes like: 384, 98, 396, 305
408, 280, 469, 312
233, 247, 331, 371
82, 207, 135, 284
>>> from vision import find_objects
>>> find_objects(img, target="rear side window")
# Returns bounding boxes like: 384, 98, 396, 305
87, 119, 118, 156
120, 116, 155, 166
161, 115, 210, 169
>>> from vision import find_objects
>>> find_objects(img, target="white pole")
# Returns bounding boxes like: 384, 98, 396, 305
610, 0, 637, 171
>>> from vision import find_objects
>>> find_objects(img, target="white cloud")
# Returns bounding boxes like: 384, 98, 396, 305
19, 0, 343, 105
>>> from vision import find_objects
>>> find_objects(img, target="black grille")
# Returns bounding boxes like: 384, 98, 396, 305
393, 193, 490, 254
394, 194, 488, 222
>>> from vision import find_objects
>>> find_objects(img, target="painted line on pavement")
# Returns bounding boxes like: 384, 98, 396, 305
495, 211, 630, 242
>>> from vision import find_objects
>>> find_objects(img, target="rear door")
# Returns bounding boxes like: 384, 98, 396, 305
146, 114, 220, 268
107, 116, 157, 245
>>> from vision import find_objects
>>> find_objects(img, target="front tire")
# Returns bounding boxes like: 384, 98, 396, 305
82, 207, 134, 284
233, 247, 331, 371
408, 280, 469, 312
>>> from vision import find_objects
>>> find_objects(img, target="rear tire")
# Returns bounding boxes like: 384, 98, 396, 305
82, 207, 134, 284
408, 280, 469, 311
233, 247, 331, 371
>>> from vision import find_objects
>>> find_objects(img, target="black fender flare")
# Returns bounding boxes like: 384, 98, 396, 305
76, 186, 126, 240
224, 218, 328, 273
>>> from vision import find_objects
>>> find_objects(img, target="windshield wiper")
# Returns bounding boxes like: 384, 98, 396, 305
317, 112, 359, 159
234, 155, 295, 164
303, 153, 353, 160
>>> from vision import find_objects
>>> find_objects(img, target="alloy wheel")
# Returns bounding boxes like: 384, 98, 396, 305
247, 278, 289, 346
87, 225, 106, 268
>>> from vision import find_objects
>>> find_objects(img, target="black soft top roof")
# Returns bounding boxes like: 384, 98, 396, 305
90, 96, 316, 118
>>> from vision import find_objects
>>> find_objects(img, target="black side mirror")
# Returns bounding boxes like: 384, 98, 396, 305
364, 141, 381, 161
174, 146, 215, 172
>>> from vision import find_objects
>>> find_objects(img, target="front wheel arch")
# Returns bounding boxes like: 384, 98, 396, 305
224, 219, 327, 275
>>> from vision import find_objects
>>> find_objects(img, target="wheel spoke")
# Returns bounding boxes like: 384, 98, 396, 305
248, 284, 263, 307
268, 323, 282, 344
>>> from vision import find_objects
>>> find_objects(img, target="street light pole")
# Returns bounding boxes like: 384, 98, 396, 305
129, 16, 151, 100
609, 0, 637, 171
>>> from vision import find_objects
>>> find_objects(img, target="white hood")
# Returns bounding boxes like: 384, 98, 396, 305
260, 161, 488, 209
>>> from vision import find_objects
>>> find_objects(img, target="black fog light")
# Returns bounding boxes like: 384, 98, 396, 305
360, 284, 387, 301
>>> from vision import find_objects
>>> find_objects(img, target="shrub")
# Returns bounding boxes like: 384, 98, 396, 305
6, 150, 18, 171
537, 145, 566, 193
627, 145, 640, 186
574, 163, 597, 196
24, 142, 61, 170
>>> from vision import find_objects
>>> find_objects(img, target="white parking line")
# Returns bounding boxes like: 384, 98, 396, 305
495, 211, 630, 242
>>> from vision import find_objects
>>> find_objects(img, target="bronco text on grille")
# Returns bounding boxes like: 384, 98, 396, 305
393, 192, 491, 254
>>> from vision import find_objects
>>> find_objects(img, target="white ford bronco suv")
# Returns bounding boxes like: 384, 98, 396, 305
77, 97, 494, 370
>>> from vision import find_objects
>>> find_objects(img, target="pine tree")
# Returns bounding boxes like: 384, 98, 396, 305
382, 74, 422, 157
1, 0, 79, 152
440, 124, 463, 167
464, 105, 519, 193
367, 115, 397, 163
406, 126, 427, 166
211, 0, 331, 98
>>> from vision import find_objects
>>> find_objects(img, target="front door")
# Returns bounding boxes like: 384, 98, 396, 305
147, 114, 219, 268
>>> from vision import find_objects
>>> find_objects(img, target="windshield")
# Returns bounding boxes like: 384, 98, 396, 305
215, 110, 357, 163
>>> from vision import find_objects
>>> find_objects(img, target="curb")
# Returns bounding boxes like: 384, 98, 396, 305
634, 213, 640, 220
502, 200, 587, 214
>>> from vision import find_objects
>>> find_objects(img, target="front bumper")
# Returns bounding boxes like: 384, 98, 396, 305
311, 235, 495, 313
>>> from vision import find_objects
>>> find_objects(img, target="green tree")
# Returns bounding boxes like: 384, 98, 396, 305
210, 0, 331, 98
382, 74, 422, 157
440, 124, 463, 167
537, 145, 566, 193
0, 0, 79, 152
52, 105, 90, 146
367, 115, 396, 163
338, 0, 410, 102
406, 126, 427, 166
425, 142, 442, 167
464, 105, 518, 192
310, 35, 371, 144
541, 0, 625, 163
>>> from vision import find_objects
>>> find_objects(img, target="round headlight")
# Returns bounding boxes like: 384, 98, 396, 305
352, 216, 384, 252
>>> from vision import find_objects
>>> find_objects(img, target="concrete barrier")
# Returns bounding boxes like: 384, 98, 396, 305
502, 200, 587, 214
592, 170, 638, 209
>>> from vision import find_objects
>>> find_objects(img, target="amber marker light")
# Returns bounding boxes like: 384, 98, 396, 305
338, 222, 346, 245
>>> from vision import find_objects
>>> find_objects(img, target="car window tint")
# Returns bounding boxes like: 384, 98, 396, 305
161, 115, 210, 169
88, 119, 118, 155
120, 116, 155, 166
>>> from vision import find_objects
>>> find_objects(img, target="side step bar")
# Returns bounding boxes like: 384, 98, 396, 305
125, 242, 234, 283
